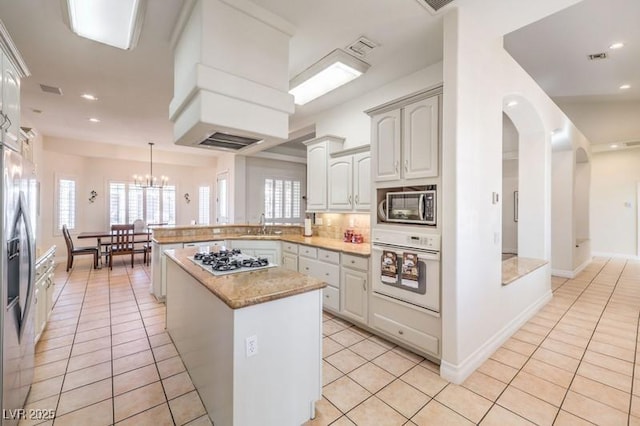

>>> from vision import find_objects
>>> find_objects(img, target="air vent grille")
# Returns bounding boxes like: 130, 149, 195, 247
199, 132, 261, 150
417, 0, 455, 12
39, 84, 63, 95
625, 141, 640, 147
587, 52, 607, 60
346, 37, 378, 58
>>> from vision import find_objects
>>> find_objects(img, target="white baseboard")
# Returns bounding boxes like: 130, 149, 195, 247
551, 258, 591, 279
440, 289, 552, 384
592, 251, 640, 260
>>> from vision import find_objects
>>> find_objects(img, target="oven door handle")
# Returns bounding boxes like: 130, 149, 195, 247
372, 242, 440, 259
419, 193, 426, 222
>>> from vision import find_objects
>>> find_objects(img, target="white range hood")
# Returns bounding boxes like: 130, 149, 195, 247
169, 0, 295, 152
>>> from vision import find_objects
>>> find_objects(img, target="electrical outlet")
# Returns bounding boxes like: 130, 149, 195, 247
246, 335, 258, 357
315, 217, 323, 225
213, 228, 221, 234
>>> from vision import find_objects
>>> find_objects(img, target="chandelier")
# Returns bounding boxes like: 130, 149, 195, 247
134, 142, 168, 188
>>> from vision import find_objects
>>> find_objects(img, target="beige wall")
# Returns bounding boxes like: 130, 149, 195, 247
39, 137, 218, 257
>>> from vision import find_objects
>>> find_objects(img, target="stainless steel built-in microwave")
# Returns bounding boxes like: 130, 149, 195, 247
384, 189, 436, 226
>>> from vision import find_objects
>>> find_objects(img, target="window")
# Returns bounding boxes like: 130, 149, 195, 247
264, 178, 301, 223
198, 186, 211, 225
217, 172, 229, 224
58, 178, 76, 231
108, 182, 176, 226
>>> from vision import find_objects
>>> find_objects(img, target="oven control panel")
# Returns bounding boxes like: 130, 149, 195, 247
373, 229, 441, 251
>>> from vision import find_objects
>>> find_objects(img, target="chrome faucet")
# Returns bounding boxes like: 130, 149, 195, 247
258, 213, 266, 235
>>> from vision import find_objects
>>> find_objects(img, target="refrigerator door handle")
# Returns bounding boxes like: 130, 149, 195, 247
11, 192, 36, 342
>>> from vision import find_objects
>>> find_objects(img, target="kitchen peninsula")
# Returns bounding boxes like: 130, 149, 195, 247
164, 247, 326, 425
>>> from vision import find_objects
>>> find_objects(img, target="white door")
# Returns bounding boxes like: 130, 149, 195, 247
216, 171, 229, 224
372, 110, 401, 182
328, 157, 352, 211
282, 253, 298, 271
306, 143, 327, 211
403, 96, 439, 180
353, 152, 371, 212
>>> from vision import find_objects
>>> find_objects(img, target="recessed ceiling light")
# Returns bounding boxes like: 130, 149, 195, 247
81, 93, 98, 101
609, 42, 624, 50
506, 101, 518, 107
88, 117, 100, 123
610, 144, 619, 149
620, 84, 631, 90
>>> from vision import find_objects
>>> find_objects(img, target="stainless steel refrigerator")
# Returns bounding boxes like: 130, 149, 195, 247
1, 135, 36, 425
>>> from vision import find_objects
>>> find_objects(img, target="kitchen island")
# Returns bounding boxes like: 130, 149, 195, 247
164, 247, 326, 425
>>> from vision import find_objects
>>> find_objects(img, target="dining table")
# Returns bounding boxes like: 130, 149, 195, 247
77, 229, 151, 268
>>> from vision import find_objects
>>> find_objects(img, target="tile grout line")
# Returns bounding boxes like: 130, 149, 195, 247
475, 260, 610, 425
551, 259, 626, 424
627, 259, 639, 426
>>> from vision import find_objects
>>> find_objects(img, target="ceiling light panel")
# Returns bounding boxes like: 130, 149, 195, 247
620, 84, 631, 90
289, 49, 370, 106
66, 0, 146, 50
81, 93, 98, 101
609, 42, 624, 49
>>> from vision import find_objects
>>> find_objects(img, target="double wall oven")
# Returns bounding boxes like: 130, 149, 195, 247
372, 229, 440, 313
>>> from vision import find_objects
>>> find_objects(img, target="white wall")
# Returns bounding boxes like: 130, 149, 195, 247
244, 157, 306, 224
439, 0, 584, 383
291, 63, 444, 149
40, 137, 218, 257
590, 148, 640, 258
502, 160, 518, 254
551, 150, 574, 272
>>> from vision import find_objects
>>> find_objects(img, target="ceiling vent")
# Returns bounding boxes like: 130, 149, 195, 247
587, 52, 607, 60
39, 84, 62, 95
198, 132, 262, 150
346, 36, 378, 58
415, 0, 455, 13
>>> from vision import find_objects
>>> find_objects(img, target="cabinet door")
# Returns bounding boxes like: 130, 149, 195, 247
253, 248, 277, 264
307, 142, 328, 211
282, 253, 298, 271
1, 58, 21, 151
353, 152, 371, 212
403, 96, 439, 179
372, 110, 401, 182
340, 268, 368, 324
328, 157, 353, 211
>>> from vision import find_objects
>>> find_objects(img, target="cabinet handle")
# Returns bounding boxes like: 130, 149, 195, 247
395, 161, 399, 172
305, 267, 309, 271
0, 114, 7, 130
325, 294, 329, 298
362, 279, 366, 291
348, 195, 353, 206
398, 330, 404, 335
325, 273, 330, 276
355, 195, 359, 205
404, 159, 408, 172
351, 260, 355, 264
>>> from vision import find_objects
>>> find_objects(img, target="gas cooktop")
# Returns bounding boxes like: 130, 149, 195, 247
188, 249, 277, 276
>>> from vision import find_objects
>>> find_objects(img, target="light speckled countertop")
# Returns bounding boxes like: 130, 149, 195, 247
502, 257, 548, 285
165, 247, 327, 309
153, 234, 371, 256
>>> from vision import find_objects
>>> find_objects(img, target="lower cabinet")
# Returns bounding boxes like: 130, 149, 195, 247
340, 267, 368, 324
34, 246, 56, 343
282, 252, 298, 271
369, 293, 441, 359
152, 242, 182, 300
229, 240, 281, 265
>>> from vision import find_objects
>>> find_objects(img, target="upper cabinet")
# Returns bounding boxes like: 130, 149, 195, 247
304, 135, 345, 212
328, 146, 371, 212
0, 22, 30, 152
369, 89, 441, 184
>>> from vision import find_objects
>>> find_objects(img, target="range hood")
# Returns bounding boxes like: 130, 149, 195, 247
169, 0, 295, 152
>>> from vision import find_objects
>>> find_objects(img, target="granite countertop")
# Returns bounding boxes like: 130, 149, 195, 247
165, 247, 327, 309
502, 257, 548, 285
153, 234, 371, 256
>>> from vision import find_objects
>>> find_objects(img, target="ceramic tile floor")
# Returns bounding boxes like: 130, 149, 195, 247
22, 256, 640, 425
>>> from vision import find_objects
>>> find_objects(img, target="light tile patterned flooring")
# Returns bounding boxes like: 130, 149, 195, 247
23, 256, 640, 425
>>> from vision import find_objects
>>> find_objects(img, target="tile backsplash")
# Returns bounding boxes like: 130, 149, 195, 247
313, 213, 370, 242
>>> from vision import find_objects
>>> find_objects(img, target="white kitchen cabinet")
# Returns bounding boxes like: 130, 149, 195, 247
34, 246, 56, 343
281, 242, 298, 271
403, 96, 439, 179
304, 135, 344, 212
151, 242, 183, 300
298, 246, 341, 312
0, 49, 22, 152
371, 109, 401, 182
369, 91, 441, 183
328, 146, 371, 212
340, 254, 369, 324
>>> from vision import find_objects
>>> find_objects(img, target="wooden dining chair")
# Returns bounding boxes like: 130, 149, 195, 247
62, 225, 98, 271
108, 224, 135, 269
